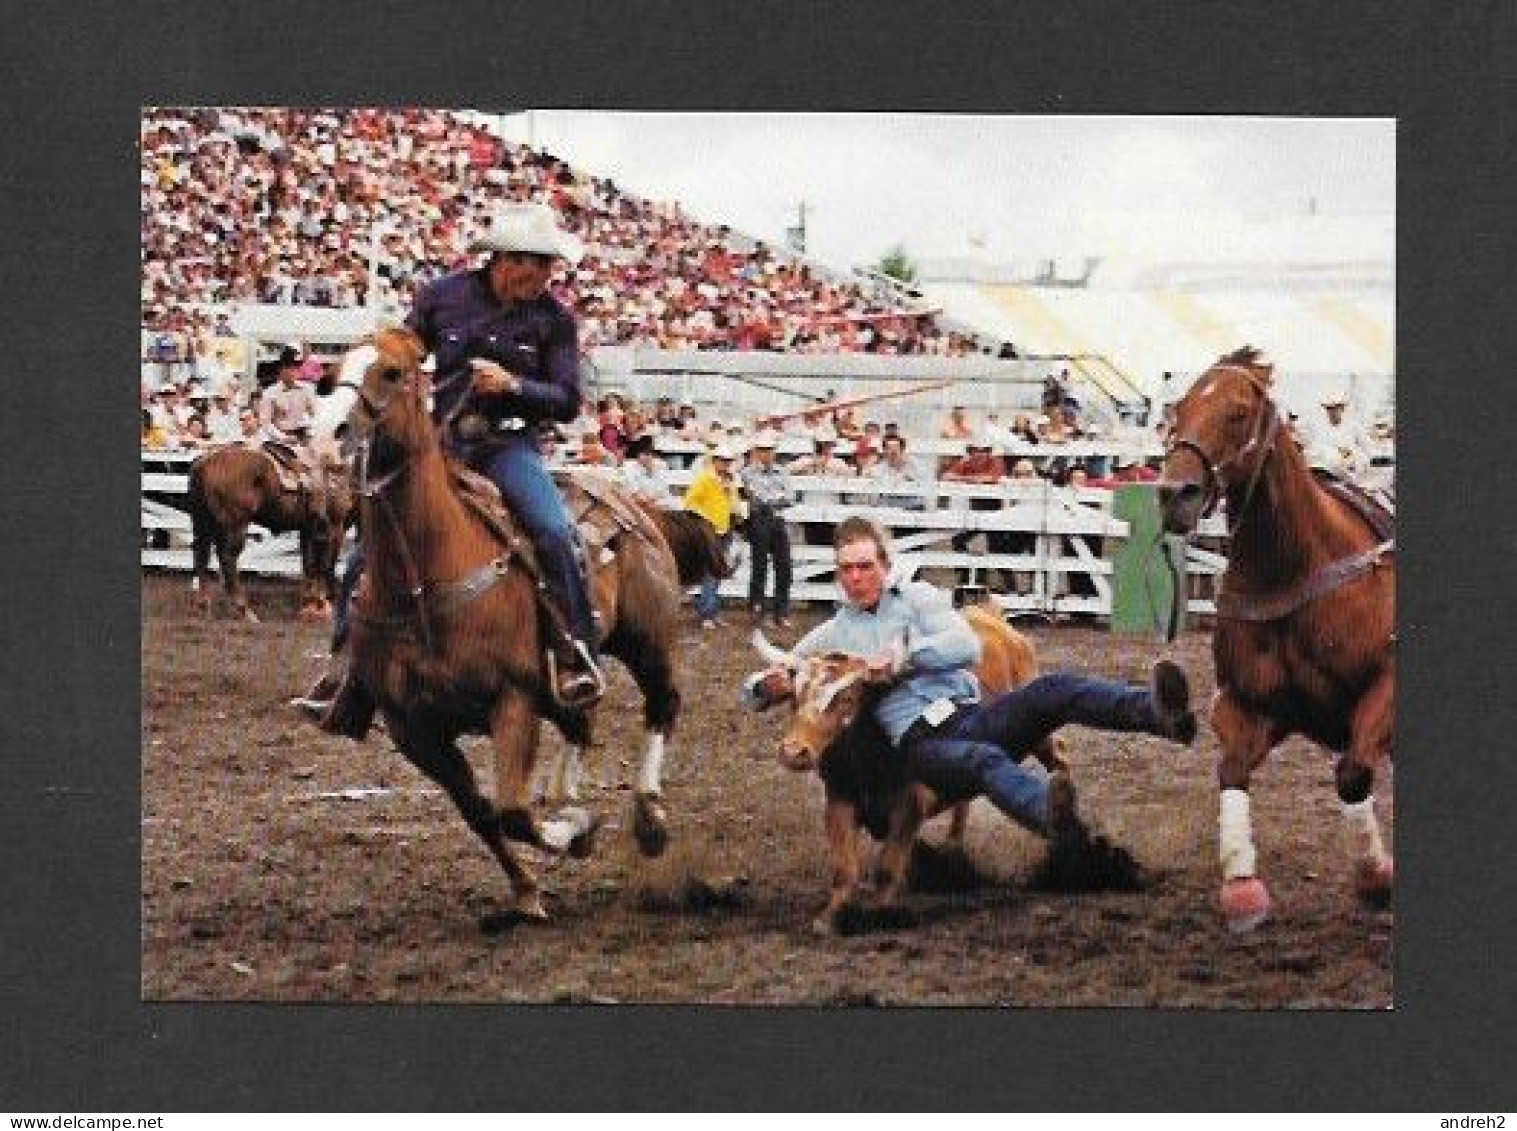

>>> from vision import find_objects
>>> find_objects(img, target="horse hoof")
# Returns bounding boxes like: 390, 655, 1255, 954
1220, 876, 1271, 933
242, 609, 260, 625
566, 812, 602, 860
632, 792, 670, 858
1355, 857, 1394, 907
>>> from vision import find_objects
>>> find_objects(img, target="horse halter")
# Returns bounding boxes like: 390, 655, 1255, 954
1164, 366, 1282, 532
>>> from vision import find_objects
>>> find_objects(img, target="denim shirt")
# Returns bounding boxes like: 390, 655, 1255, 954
405, 268, 582, 439
742, 580, 982, 744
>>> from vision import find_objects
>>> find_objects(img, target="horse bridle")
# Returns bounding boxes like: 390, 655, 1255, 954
1163, 365, 1282, 533
337, 349, 527, 650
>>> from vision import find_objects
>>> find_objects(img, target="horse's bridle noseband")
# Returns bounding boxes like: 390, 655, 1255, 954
1163, 366, 1282, 532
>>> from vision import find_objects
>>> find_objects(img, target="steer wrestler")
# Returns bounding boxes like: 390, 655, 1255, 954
740, 516, 1198, 850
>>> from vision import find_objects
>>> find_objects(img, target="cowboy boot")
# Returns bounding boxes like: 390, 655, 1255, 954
1149, 660, 1197, 745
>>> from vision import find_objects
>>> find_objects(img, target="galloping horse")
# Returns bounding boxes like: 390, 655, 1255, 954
1158, 347, 1395, 932
186, 437, 352, 623
333, 327, 684, 922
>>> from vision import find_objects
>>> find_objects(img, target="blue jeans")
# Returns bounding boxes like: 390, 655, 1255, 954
330, 434, 597, 654
473, 435, 597, 651
695, 531, 732, 620
904, 671, 1160, 834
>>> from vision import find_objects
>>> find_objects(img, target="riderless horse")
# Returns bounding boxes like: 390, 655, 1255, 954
1158, 347, 1394, 932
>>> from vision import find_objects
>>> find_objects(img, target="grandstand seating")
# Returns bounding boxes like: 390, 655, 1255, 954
140, 107, 977, 358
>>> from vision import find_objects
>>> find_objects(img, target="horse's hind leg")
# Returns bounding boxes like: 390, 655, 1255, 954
616, 637, 679, 857
190, 518, 215, 617
1213, 692, 1284, 933
217, 529, 257, 623
1337, 671, 1394, 905
388, 712, 547, 921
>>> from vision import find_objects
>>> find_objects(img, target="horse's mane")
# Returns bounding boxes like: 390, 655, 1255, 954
1219, 345, 1267, 368
643, 505, 731, 586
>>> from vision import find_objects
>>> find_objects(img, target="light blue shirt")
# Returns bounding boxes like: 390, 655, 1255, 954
742, 580, 982, 744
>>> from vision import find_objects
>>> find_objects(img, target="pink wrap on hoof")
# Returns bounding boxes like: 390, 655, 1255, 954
1220, 876, 1271, 933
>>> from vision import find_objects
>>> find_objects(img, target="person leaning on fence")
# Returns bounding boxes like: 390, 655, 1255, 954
941, 432, 1013, 594
786, 430, 852, 548
871, 434, 929, 512
739, 431, 795, 629
740, 516, 1198, 852
682, 440, 743, 630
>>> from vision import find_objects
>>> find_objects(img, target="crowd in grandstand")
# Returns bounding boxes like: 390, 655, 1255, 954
141, 106, 982, 357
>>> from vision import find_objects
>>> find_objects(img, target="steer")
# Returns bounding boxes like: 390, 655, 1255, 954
756, 603, 1065, 932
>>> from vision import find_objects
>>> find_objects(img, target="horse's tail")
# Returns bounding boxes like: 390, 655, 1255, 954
185, 456, 216, 580
644, 505, 731, 586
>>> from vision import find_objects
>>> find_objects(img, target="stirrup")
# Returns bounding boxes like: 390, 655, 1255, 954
546, 640, 607, 709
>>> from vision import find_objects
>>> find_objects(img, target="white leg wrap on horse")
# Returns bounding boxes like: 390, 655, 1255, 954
549, 747, 583, 802
538, 807, 592, 853
1341, 796, 1387, 864
1219, 788, 1258, 881
637, 732, 665, 797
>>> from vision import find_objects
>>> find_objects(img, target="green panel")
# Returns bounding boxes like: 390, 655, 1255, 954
1109, 483, 1187, 637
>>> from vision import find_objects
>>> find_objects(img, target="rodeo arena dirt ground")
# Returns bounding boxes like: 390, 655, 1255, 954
141, 574, 1393, 1008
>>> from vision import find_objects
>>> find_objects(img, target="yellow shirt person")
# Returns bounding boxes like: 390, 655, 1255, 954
682, 444, 742, 535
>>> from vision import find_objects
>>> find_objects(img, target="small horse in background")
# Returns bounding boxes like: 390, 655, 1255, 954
1158, 347, 1395, 932
332, 327, 685, 923
186, 439, 352, 622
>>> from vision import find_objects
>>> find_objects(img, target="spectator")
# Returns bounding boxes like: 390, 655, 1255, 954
174, 412, 214, 450
573, 427, 617, 467
844, 440, 882, 505
682, 441, 742, 630
142, 408, 169, 450
618, 433, 671, 503
205, 388, 241, 441
1009, 413, 1041, 446
786, 431, 851, 548
596, 396, 628, 459
738, 431, 794, 629
939, 404, 974, 440
942, 433, 1013, 592
872, 434, 929, 511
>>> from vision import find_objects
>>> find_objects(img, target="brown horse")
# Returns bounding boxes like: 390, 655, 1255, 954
541, 502, 730, 803
334, 327, 684, 921
186, 442, 352, 622
1158, 347, 1394, 932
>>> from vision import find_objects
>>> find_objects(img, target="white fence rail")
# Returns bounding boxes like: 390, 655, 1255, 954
141, 448, 1227, 619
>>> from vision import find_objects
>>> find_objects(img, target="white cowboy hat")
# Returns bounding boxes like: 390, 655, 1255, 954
467, 202, 584, 264
747, 430, 781, 451
711, 442, 741, 461
1320, 390, 1349, 406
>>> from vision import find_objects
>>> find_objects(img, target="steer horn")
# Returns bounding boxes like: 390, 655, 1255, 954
751, 629, 795, 668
